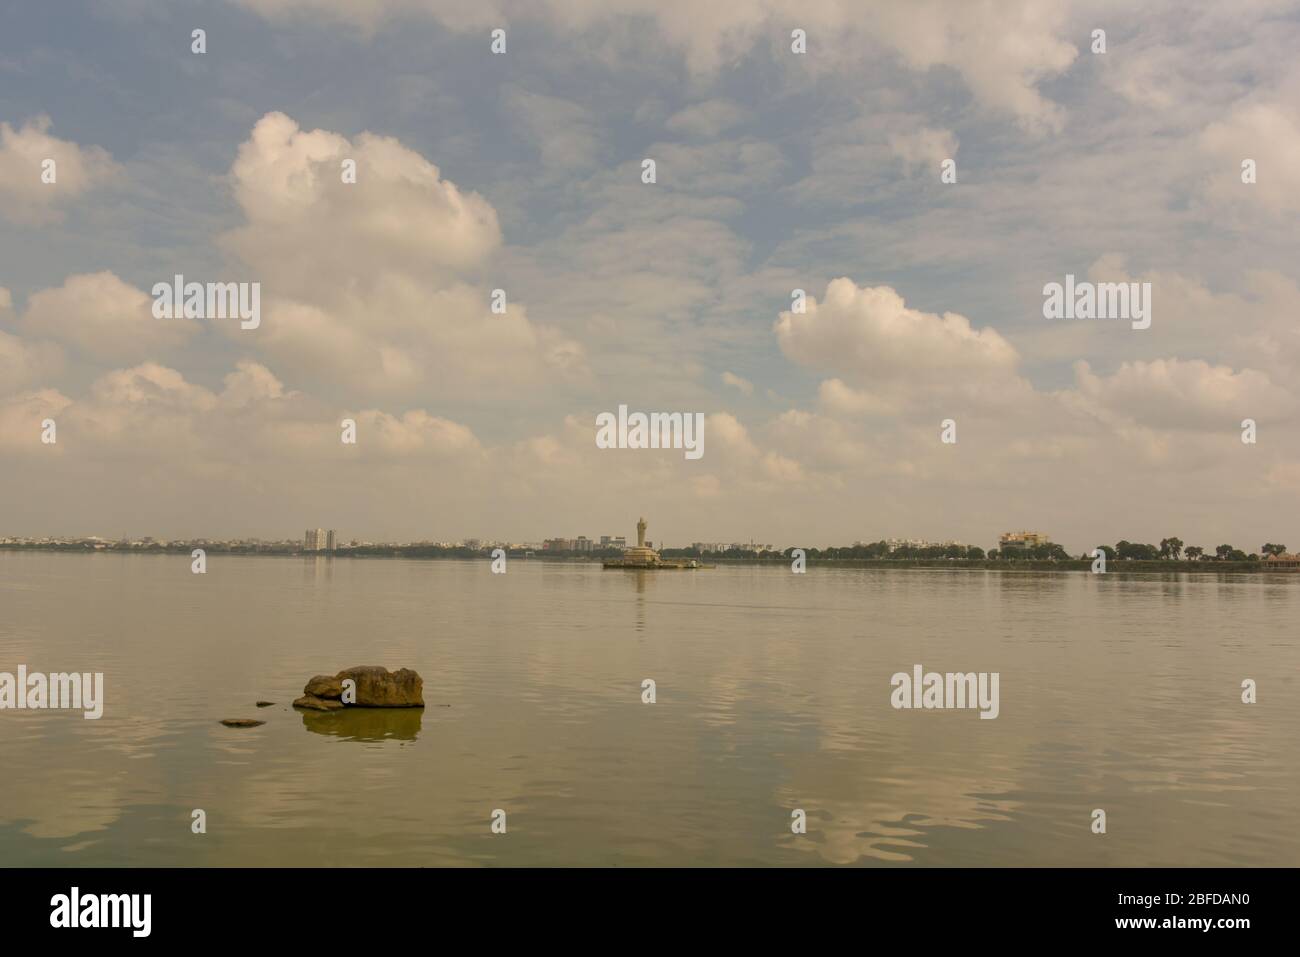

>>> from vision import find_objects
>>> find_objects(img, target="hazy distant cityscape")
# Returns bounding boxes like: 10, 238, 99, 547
3, 529, 1296, 567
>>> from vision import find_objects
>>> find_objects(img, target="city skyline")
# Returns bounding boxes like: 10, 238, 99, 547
3, 524, 1292, 560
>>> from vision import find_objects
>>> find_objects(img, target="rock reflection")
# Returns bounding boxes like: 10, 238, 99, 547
299, 707, 423, 741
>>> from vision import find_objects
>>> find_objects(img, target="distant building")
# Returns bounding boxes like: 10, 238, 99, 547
692, 542, 730, 553
998, 531, 1050, 553
885, 538, 966, 553
304, 528, 336, 552
1263, 551, 1300, 568
600, 535, 627, 550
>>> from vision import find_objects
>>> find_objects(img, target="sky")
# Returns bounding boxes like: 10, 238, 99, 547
1, 0, 1298, 553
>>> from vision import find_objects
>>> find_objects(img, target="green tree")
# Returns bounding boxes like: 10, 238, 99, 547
1117, 541, 1158, 560
1184, 546, 1204, 560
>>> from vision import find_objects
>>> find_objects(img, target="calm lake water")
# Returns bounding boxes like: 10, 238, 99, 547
1, 551, 1297, 866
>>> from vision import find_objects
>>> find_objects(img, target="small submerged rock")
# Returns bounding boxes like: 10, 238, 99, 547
292, 694, 345, 711
220, 718, 266, 728
255, 701, 275, 708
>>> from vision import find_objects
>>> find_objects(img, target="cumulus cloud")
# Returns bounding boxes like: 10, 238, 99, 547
1200, 101, 1300, 215
767, 408, 868, 471
693, 411, 804, 485
2, 357, 483, 464
218, 112, 584, 396
1015, 258, 1300, 386
224, 111, 500, 292
341, 408, 483, 460
221, 358, 291, 407
1, 287, 62, 389
1067, 358, 1294, 432
817, 378, 898, 417
776, 279, 1020, 393
17, 271, 195, 363
0, 388, 72, 451
868, 0, 1076, 134
0, 116, 117, 223
89, 362, 217, 411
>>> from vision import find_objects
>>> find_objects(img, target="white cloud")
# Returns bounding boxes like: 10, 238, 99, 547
817, 378, 897, 417
224, 111, 500, 293
0, 287, 62, 389
90, 362, 215, 409
218, 112, 584, 397
342, 408, 483, 460
221, 359, 291, 408
0, 389, 71, 451
721, 371, 753, 395
1200, 101, 1300, 215
776, 279, 1020, 391
2, 358, 483, 467
767, 408, 868, 471
0, 116, 117, 224
236, 1, 1080, 130
1015, 259, 1300, 386
1067, 358, 1294, 432
19, 272, 195, 363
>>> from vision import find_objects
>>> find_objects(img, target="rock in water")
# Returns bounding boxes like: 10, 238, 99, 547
255, 701, 275, 707
220, 718, 266, 728
304, 675, 345, 699
336, 666, 424, 707
293, 667, 424, 709
292, 694, 345, 712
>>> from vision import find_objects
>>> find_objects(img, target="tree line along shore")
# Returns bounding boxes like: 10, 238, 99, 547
2, 539, 1293, 573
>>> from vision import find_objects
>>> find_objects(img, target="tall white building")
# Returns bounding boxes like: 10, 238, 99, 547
304, 528, 326, 551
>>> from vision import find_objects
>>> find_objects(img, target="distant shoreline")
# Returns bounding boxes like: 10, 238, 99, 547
1, 544, 1293, 574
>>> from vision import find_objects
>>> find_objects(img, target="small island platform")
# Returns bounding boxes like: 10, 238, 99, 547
601, 517, 708, 568
603, 558, 706, 569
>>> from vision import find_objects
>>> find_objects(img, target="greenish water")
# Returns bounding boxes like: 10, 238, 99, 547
1, 551, 1296, 866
